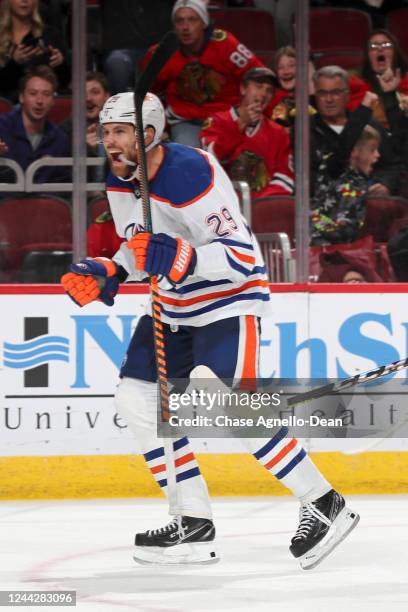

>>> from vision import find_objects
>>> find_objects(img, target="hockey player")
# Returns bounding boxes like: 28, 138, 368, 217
61, 92, 359, 569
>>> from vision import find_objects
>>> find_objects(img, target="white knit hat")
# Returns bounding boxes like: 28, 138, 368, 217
172, 0, 209, 27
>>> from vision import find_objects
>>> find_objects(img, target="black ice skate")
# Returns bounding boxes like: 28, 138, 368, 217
133, 516, 219, 565
290, 489, 359, 570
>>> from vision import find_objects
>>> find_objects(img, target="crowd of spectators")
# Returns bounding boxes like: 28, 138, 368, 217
1, 0, 408, 283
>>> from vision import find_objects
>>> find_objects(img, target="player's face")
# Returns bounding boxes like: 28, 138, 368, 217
242, 80, 274, 110
174, 8, 205, 49
19, 76, 55, 123
368, 33, 394, 74
86, 80, 110, 122
102, 122, 137, 178
314, 76, 349, 122
10, 0, 36, 18
277, 54, 296, 91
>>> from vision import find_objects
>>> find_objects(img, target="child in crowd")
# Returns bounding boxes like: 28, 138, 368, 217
311, 125, 381, 245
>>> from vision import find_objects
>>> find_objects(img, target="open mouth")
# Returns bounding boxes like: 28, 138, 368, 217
109, 151, 122, 163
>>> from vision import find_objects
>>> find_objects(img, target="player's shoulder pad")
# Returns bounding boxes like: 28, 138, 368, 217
106, 172, 136, 193
151, 143, 213, 207
211, 28, 228, 42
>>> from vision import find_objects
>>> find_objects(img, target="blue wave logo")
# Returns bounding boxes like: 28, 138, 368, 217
3, 335, 69, 369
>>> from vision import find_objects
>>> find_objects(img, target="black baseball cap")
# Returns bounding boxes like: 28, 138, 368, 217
243, 67, 279, 87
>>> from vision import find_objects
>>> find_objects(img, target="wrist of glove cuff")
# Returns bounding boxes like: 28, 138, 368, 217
127, 232, 196, 285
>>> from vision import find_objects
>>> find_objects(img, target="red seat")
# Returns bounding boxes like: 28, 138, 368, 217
309, 8, 372, 55
48, 96, 72, 124
0, 96, 12, 114
0, 195, 72, 282
313, 50, 364, 73
210, 8, 276, 52
208, 0, 226, 8
386, 9, 408, 58
359, 196, 408, 243
252, 196, 295, 241
308, 235, 378, 281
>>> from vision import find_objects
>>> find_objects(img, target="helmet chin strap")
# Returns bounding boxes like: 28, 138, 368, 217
117, 130, 156, 182
117, 154, 139, 182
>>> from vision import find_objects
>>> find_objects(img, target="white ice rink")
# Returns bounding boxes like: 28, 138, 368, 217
0, 495, 407, 612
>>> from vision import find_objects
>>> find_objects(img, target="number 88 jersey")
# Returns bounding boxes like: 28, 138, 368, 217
142, 29, 264, 123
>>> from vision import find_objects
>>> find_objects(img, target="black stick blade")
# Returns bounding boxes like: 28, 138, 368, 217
135, 31, 178, 104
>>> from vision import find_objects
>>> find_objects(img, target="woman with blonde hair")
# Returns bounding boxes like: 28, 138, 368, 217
0, 0, 69, 101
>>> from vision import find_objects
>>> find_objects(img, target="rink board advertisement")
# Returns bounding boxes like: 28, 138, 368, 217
1, 284, 408, 498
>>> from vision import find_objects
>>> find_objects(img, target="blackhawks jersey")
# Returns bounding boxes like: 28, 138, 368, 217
143, 29, 263, 122
200, 107, 294, 198
107, 143, 270, 326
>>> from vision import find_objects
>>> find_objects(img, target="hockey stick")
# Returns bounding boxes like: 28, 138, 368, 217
286, 356, 408, 408
133, 31, 181, 512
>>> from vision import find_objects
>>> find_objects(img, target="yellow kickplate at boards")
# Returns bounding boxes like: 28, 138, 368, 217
1, 452, 408, 499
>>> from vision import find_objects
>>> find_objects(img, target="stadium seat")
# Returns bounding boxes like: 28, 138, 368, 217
0, 195, 72, 282
18, 250, 73, 283
0, 97, 12, 114
308, 235, 377, 281
313, 50, 364, 73
309, 8, 372, 55
252, 196, 295, 242
48, 96, 72, 124
359, 196, 408, 243
386, 9, 408, 58
210, 8, 276, 52
208, 0, 226, 8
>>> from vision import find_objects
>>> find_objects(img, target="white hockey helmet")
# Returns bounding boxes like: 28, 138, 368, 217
99, 91, 165, 149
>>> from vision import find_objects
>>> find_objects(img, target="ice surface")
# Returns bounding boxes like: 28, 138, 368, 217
0, 496, 407, 611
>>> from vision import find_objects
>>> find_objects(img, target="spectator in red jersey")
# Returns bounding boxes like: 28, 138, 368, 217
348, 29, 408, 124
142, 0, 264, 147
87, 208, 123, 259
200, 66, 294, 200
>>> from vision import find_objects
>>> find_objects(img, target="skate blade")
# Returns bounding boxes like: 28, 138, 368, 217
133, 541, 220, 566
299, 507, 360, 570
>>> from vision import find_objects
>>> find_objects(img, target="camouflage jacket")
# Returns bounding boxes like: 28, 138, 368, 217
310, 157, 368, 245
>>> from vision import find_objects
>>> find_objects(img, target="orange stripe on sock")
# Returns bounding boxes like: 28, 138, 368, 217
264, 438, 298, 470
175, 452, 195, 468
150, 463, 166, 474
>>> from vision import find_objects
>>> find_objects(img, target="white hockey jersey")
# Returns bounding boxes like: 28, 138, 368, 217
108, 142, 270, 326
